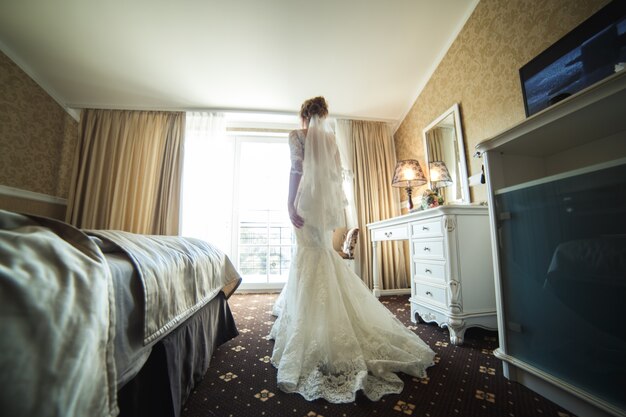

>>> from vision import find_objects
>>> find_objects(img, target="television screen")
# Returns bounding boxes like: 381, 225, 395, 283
520, 1, 626, 117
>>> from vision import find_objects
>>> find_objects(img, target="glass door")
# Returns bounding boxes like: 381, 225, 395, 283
233, 137, 295, 290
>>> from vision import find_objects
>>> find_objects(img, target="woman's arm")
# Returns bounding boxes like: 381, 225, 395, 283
287, 130, 305, 228
288, 171, 304, 228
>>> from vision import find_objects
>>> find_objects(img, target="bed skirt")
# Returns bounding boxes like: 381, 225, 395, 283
117, 291, 238, 417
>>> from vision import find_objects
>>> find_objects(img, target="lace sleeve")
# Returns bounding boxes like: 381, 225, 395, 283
289, 130, 304, 175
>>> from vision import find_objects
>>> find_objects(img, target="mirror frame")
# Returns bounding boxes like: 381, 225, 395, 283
422, 103, 470, 204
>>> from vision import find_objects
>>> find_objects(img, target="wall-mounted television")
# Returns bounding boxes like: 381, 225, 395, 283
520, 0, 626, 117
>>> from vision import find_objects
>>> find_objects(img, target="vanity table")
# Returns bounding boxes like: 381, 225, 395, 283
368, 103, 496, 344
368, 204, 496, 345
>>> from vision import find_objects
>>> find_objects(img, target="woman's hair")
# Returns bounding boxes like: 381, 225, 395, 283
300, 96, 329, 121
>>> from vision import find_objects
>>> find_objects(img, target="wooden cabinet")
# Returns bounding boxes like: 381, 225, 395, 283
477, 71, 626, 417
368, 205, 496, 345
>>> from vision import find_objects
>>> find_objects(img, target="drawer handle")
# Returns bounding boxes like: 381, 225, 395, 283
384, 231, 393, 238
422, 226, 429, 231
424, 268, 432, 274
425, 291, 433, 296
423, 247, 431, 252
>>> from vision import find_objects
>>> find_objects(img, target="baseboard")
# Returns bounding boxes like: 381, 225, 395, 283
379, 288, 411, 296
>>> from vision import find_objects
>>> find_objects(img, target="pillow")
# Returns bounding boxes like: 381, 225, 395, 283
332, 228, 347, 252
546, 236, 626, 284
341, 227, 359, 259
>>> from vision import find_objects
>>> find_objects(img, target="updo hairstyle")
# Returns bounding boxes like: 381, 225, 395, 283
300, 96, 329, 121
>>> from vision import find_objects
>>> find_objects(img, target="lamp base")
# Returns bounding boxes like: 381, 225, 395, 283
406, 187, 414, 210
433, 187, 445, 205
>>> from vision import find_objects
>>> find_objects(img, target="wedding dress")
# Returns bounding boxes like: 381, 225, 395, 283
269, 117, 435, 403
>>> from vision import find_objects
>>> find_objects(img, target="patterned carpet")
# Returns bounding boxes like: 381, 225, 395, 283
181, 293, 575, 417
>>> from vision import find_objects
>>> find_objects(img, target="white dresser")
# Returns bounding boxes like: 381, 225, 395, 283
368, 205, 496, 345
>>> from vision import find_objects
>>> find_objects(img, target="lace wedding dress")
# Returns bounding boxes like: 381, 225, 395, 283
269, 123, 435, 403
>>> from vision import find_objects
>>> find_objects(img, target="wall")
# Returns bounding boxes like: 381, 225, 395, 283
394, 0, 609, 203
0, 50, 78, 218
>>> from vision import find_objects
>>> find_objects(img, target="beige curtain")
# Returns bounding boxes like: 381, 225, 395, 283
347, 119, 407, 289
66, 109, 185, 235
427, 128, 444, 161
427, 127, 447, 201
428, 126, 460, 202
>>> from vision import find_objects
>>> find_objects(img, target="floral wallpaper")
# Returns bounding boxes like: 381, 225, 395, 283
0, 50, 78, 198
394, 0, 609, 203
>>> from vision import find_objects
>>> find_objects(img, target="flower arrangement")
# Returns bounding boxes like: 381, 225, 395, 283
421, 189, 443, 209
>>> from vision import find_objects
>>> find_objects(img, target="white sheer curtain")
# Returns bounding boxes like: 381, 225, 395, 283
181, 112, 234, 256
335, 119, 358, 228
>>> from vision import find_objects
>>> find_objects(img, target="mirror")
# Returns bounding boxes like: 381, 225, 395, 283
422, 103, 470, 204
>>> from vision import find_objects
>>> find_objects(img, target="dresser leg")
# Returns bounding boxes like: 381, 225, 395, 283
372, 241, 381, 297
411, 308, 425, 324
448, 319, 467, 345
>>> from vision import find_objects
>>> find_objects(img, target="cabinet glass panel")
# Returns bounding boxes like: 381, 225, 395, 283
495, 162, 626, 410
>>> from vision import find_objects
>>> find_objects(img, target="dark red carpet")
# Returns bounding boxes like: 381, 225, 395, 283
181, 293, 574, 417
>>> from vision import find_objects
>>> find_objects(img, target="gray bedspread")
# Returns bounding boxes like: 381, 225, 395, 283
0, 210, 118, 417
88, 230, 241, 345
0, 209, 242, 417
105, 251, 154, 388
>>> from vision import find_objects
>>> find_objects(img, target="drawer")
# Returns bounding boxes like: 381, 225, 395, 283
372, 225, 408, 241
410, 218, 442, 239
411, 238, 445, 260
413, 281, 446, 306
413, 260, 445, 282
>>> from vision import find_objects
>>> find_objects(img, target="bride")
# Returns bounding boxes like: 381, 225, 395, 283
269, 96, 435, 403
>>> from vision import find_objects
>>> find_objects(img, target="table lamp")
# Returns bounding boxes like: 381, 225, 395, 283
392, 159, 427, 210
428, 161, 453, 201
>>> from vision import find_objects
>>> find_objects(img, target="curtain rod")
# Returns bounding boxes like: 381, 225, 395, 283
67, 105, 397, 124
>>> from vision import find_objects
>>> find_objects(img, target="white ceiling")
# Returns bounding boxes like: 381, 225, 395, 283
0, 0, 478, 125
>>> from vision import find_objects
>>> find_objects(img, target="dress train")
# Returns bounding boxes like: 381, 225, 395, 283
269, 224, 435, 403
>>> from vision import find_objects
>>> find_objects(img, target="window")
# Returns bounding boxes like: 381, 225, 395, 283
232, 137, 295, 290
238, 210, 294, 283
181, 112, 300, 291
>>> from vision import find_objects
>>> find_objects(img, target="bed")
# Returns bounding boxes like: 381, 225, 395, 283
0, 209, 241, 417
545, 236, 626, 333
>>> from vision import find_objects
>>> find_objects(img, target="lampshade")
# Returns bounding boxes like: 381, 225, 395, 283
392, 159, 427, 188
429, 161, 453, 189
